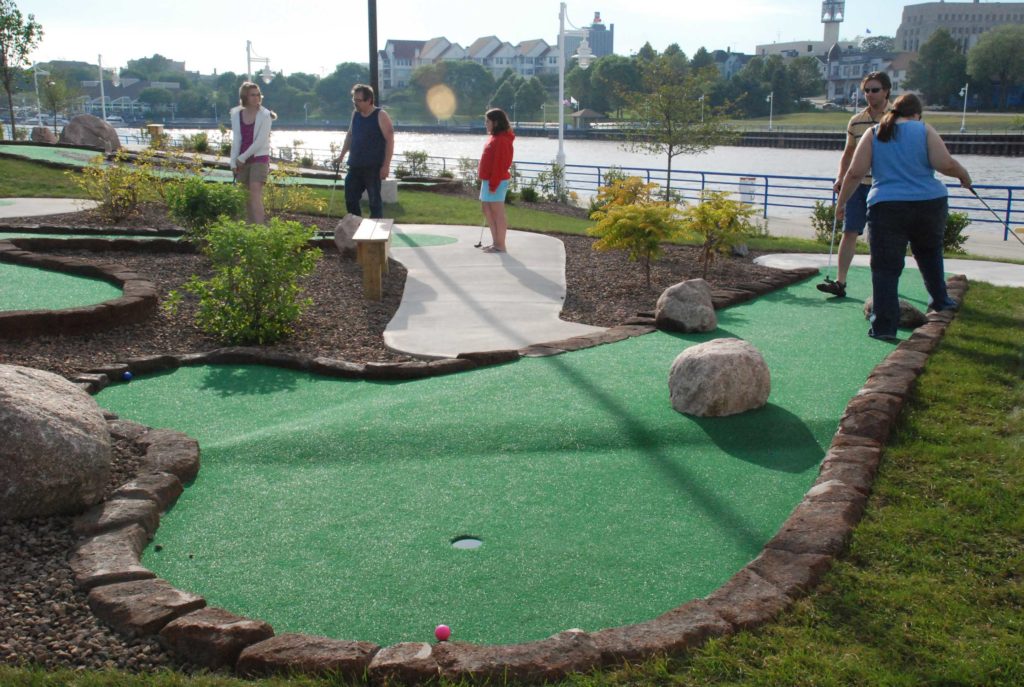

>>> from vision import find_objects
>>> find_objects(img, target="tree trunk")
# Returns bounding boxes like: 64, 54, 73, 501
4, 87, 16, 142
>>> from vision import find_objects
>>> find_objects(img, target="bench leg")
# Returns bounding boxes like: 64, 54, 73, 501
362, 243, 385, 300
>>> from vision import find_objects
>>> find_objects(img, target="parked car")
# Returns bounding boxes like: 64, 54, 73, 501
821, 103, 844, 112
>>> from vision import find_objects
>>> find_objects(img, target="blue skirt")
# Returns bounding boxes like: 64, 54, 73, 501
479, 179, 509, 202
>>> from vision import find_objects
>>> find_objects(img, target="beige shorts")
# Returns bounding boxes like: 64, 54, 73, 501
235, 161, 269, 185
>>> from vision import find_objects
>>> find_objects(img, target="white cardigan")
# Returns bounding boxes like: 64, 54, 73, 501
229, 106, 273, 169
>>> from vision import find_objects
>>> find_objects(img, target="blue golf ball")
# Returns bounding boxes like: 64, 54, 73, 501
122, 371, 133, 382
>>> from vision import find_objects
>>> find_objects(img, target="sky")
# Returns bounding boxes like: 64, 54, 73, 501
22, 0, 911, 76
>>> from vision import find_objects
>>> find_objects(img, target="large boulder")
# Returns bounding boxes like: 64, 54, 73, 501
655, 279, 717, 333
58, 114, 121, 152
669, 338, 770, 417
0, 364, 112, 520
30, 126, 57, 144
863, 297, 927, 329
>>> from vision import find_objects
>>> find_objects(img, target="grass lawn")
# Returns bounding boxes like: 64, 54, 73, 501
0, 155, 88, 198
732, 111, 1023, 133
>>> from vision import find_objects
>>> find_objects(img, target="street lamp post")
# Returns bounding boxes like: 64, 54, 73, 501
766, 91, 774, 132
303, 103, 309, 123
97, 55, 120, 121
698, 94, 705, 124
33, 64, 49, 123
246, 41, 274, 84
556, 2, 592, 171
959, 83, 969, 133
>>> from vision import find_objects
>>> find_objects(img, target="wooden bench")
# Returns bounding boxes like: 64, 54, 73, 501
353, 218, 393, 300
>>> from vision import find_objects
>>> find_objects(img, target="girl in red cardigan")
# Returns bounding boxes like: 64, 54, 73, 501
477, 108, 515, 253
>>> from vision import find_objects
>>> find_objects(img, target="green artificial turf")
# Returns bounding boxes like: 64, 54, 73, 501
0, 262, 121, 311
0, 144, 104, 167
392, 232, 457, 248
95, 265, 928, 647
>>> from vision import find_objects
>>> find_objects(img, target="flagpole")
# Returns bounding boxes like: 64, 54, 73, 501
557, 2, 566, 169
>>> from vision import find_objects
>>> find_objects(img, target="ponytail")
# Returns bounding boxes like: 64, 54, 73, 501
876, 93, 922, 143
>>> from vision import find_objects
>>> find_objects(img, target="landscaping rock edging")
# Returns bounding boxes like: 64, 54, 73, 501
63, 268, 971, 683
0, 239, 162, 339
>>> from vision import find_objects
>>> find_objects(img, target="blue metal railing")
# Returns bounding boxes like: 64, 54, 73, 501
120, 131, 1023, 242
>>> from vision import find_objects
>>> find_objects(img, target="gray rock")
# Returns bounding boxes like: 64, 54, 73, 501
655, 279, 717, 333
0, 364, 112, 520
332, 213, 362, 258
669, 338, 770, 417
236, 633, 379, 678
863, 297, 928, 329
159, 607, 274, 670
58, 114, 121, 152
30, 126, 57, 144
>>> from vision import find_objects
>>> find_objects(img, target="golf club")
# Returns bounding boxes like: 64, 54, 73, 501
474, 225, 485, 248
816, 206, 841, 293
970, 187, 1024, 248
326, 159, 342, 217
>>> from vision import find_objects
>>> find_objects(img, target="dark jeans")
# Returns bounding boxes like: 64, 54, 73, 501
344, 166, 383, 218
867, 197, 954, 337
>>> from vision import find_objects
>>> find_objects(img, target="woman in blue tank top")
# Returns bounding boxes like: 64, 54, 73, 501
835, 94, 973, 341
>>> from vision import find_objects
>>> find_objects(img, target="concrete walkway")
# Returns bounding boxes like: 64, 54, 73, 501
384, 225, 604, 358
766, 213, 1024, 262
754, 253, 1024, 288
0, 197, 97, 218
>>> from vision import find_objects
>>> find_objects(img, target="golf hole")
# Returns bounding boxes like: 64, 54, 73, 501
451, 536, 483, 550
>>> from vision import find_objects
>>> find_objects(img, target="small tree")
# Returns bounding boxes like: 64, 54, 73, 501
0, 0, 42, 141
680, 190, 757, 278
588, 180, 685, 288
39, 77, 75, 127
944, 211, 971, 255
622, 57, 735, 200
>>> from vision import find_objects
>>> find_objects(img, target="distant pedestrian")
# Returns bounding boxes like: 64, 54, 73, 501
230, 81, 276, 224
819, 71, 891, 298
477, 108, 515, 253
835, 93, 972, 341
335, 84, 394, 218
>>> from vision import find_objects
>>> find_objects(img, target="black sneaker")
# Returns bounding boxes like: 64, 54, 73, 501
816, 280, 846, 297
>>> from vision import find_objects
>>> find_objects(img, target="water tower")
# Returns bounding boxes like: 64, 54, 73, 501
821, 0, 845, 46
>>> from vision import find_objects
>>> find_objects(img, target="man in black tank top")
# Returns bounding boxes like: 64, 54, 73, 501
336, 84, 395, 218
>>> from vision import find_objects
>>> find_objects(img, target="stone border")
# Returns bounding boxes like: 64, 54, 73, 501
63, 267, 976, 683
0, 238, 162, 339
12, 228, 966, 680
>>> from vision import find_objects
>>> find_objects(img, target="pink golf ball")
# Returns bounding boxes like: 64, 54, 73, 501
434, 624, 451, 641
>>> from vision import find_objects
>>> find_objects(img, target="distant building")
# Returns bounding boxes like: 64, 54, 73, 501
564, 12, 614, 62
377, 9, 611, 96
895, 1, 1024, 52
756, 1, 854, 58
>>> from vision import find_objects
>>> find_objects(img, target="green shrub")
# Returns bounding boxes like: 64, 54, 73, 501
182, 132, 209, 153
172, 218, 321, 345
438, 169, 454, 179
263, 160, 326, 216
166, 176, 245, 239
811, 200, 838, 243
67, 149, 161, 221
393, 165, 411, 179
680, 190, 758, 278
945, 211, 971, 254
457, 156, 479, 188
520, 186, 539, 203
402, 149, 430, 176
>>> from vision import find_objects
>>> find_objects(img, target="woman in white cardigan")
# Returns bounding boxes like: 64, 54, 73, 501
230, 82, 276, 223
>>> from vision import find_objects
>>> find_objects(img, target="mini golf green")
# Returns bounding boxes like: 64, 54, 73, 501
96, 266, 930, 646
0, 262, 121, 311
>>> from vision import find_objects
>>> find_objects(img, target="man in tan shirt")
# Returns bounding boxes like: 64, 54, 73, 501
819, 71, 891, 298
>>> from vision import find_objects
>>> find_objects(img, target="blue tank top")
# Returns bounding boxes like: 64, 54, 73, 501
867, 120, 947, 206
347, 108, 386, 168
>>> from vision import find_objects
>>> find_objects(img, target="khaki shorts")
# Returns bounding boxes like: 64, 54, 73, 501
236, 161, 269, 185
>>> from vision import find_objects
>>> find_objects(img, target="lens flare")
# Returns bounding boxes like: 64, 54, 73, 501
426, 85, 457, 120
